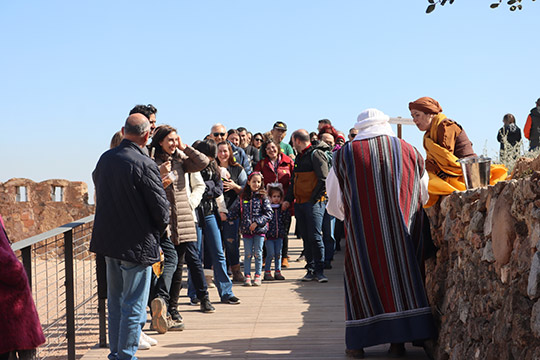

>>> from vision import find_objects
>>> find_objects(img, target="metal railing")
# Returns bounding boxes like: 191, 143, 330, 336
11, 215, 105, 360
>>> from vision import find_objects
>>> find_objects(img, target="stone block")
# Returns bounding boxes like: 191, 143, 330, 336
492, 186, 516, 267
528, 252, 540, 300
482, 241, 495, 263
531, 300, 540, 338
469, 212, 485, 234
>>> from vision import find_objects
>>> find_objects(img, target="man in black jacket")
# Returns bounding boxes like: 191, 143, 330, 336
90, 113, 170, 360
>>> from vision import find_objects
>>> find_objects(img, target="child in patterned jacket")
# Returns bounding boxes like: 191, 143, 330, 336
264, 183, 291, 281
228, 172, 273, 286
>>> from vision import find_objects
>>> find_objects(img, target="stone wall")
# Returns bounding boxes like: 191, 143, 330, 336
0, 178, 95, 242
425, 174, 540, 360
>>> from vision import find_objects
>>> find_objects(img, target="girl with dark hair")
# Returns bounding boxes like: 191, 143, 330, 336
216, 141, 247, 283
497, 113, 522, 161
228, 172, 273, 286
254, 140, 294, 267
191, 139, 241, 305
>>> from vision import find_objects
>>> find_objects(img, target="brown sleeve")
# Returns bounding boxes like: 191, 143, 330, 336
436, 120, 462, 154
181, 146, 210, 173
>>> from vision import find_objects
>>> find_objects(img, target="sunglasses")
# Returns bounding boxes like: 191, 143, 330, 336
254, 138, 263, 142
213, 132, 226, 137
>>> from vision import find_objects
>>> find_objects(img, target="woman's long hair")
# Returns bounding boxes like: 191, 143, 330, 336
217, 141, 241, 168
150, 125, 177, 157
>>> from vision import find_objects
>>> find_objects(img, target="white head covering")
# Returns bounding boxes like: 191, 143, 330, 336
353, 108, 396, 141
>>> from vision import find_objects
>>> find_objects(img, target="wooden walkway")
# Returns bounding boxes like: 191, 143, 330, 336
81, 235, 429, 360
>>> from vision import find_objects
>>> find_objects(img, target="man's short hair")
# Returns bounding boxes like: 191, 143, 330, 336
124, 116, 150, 136
129, 104, 157, 119
237, 127, 247, 133
318, 119, 332, 126
292, 130, 310, 142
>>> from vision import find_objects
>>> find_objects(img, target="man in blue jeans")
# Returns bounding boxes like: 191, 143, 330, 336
283, 129, 330, 283
91, 114, 170, 360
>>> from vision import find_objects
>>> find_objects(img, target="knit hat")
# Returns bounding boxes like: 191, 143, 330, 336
408, 97, 443, 114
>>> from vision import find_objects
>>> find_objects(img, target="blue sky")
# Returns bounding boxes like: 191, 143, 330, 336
1, 1, 538, 202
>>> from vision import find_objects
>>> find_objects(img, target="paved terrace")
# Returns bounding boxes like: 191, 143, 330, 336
81, 235, 429, 360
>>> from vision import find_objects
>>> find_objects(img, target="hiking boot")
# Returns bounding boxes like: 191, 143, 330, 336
244, 275, 252, 286
301, 271, 315, 282
150, 297, 168, 334
231, 264, 245, 283
221, 296, 241, 305
316, 273, 328, 283
263, 272, 274, 281
200, 297, 216, 313
281, 257, 289, 268
274, 271, 285, 280
169, 308, 183, 322
253, 274, 262, 286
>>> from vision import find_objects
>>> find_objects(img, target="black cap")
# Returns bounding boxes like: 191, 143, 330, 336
273, 121, 287, 131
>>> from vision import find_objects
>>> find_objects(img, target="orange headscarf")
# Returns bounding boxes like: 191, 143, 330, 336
409, 97, 443, 114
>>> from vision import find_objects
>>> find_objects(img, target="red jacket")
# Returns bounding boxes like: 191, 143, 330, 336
254, 153, 294, 196
0, 216, 45, 353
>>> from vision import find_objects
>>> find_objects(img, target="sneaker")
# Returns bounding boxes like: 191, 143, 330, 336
274, 271, 285, 280
150, 297, 168, 334
190, 298, 201, 306
263, 272, 274, 281
316, 273, 328, 283
244, 275, 252, 286
301, 272, 315, 282
282, 258, 289, 268
222, 296, 241, 304
138, 337, 151, 350
140, 331, 157, 346
200, 298, 216, 313
253, 275, 262, 286
168, 316, 185, 331
169, 308, 183, 322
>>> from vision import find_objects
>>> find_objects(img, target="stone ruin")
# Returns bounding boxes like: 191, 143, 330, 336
425, 173, 540, 359
0, 178, 95, 243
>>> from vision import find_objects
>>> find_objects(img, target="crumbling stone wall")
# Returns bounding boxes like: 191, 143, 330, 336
0, 178, 95, 243
425, 174, 540, 360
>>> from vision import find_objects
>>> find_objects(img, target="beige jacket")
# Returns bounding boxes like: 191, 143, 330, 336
156, 146, 209, 245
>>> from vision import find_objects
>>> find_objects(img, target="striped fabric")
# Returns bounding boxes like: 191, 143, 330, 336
333, 136, 436, 349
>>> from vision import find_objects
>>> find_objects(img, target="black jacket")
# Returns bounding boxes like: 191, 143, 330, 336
90, 139, 170, 266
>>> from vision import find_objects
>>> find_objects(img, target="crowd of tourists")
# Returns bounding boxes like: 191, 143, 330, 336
1, 96, 516, 360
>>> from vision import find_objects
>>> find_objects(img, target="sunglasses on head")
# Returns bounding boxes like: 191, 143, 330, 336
213, 132, 226, 137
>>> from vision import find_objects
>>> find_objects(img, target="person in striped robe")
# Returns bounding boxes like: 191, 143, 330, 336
327, 108, 436, 359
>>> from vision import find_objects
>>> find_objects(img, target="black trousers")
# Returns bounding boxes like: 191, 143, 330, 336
169, 241, 208, 310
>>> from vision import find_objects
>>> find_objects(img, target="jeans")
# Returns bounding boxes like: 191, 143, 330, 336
170, 241, 208, 310
264, 238, 283, 272
221, 219, 240, 267
149, 236, 178, 307
323, 210, 336, 264
244, 235, 264, 276
294, 200, 325, 275
188, 215, 234, 301
105, 257, 151, 360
